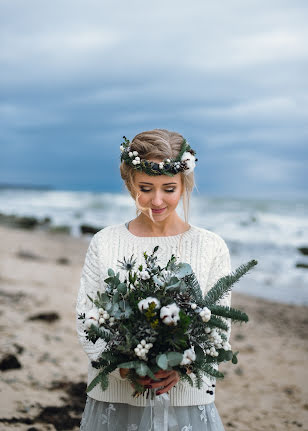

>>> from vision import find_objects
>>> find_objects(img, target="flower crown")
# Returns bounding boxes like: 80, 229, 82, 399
120, 136, 198, 177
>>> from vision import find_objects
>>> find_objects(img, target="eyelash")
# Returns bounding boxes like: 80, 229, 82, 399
140, 188, 176, 193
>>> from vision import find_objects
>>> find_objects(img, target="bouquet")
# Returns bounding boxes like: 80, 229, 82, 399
78, 246, 257, 398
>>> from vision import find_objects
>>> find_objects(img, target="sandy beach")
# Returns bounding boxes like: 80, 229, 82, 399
0, 225, 307, 431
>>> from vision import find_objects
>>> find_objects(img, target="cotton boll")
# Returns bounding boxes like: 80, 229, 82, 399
160, 303, 180, 326
85, 309, 100, 322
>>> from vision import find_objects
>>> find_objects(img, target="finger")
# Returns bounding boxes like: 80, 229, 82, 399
156, 378, 179, 395
154, 370, 174, 379
149, 373, 176, 389
137, 377, 152, 385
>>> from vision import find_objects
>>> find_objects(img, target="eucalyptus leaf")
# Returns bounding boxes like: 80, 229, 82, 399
156, 353, 168, 370
119, 299, 126, 311
136, 361, 149, 376
174, 263, 192, 278
117, 283, 127, 295
124, 305, 133, 318
108, 268, 115, 277
117, 361, 139, 369
165, 277, 181, 290
152, 275, 164, 287
113, 292, 120, 303
166, 352, 183, 367
105, 302, 112, 311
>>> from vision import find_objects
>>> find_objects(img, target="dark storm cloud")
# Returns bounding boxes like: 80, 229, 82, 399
0, 0, 307, 198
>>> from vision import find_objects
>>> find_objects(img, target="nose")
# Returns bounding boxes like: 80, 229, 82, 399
151, 191, 164, 207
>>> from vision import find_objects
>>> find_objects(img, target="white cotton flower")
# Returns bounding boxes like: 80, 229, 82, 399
190, 303, 197, 310
85, 308, 100, 329
132, 160, 138, 165
159, 162, 164, 169
181, 151, 196, 175
180, 346, 196, 366
133, 151, 138, 156
138, 297, 160, 312
85, 308, 100, 322
129, 151, 133, 157
139, 270, 150, 280
166, 159, 171, 163
160, 303, 180, 326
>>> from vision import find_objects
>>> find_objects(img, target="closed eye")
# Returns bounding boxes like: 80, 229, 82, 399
140, 188, 176, 193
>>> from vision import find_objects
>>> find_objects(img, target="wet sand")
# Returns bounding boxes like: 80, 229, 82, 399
0, 225, 307, 430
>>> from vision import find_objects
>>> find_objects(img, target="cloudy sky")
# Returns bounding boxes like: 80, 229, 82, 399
1, 0, 307, 199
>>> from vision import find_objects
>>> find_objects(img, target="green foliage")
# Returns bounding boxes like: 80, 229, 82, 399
82, 246, 256, 397
204, 260, 258, 307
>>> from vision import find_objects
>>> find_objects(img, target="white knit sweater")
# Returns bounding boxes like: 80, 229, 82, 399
76, 222, 232, 407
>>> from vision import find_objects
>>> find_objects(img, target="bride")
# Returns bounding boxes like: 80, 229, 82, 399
77, 128, 231, 430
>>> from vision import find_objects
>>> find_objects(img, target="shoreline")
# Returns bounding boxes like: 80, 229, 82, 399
0, 225, 307, 430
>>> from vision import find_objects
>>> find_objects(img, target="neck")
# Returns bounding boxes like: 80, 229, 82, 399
135, 212, 188, 236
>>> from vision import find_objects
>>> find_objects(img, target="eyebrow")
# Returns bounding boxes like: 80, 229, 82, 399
138, 182, 178, 186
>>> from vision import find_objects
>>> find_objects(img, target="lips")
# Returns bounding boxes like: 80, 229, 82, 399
151, 207, 166, 214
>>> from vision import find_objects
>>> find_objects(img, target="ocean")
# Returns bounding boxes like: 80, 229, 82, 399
1, 187, 307, 306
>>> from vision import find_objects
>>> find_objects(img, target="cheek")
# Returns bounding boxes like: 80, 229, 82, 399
167, 191, 182, 205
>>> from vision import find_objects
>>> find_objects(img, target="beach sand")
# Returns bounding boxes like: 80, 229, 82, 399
0, 225, 307, 431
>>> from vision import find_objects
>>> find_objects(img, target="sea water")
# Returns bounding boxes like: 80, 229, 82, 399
0, 188, 307, 306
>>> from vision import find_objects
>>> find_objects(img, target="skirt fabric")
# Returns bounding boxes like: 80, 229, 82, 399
80, 396, 225, 431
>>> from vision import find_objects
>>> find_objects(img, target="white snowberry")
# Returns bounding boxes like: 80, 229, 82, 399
133, 151, 138, 156
129, 151, 133, 157
200, 307, 211, 322
191, 303, 197, 310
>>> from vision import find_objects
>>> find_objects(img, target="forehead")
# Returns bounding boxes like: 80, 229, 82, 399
134, 170, 182, 186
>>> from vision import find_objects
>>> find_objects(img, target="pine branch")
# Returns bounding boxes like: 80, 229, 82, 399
204, 260, 258, 306
210, 305, 249, 323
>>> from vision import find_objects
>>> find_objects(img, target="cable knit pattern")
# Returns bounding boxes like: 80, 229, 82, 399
76, 222, 232, 407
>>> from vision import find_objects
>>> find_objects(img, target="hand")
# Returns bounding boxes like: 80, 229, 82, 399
138, 369, 180, 395
119, 368, 129, 379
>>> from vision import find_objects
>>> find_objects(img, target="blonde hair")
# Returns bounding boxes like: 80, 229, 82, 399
120, 129, 195, 224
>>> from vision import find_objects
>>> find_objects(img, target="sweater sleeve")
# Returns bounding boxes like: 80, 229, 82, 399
76, 233, 124, 380
206, 236, 232, 343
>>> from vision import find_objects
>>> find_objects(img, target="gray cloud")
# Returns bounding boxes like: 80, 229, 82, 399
0, 0, 307, 198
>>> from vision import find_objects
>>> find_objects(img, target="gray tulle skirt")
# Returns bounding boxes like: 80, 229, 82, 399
80, 396, 225, 431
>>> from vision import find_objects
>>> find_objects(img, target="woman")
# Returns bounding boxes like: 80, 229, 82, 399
77, 129, 231, 430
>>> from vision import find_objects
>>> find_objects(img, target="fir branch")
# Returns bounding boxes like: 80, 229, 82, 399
180, 372, 194, 387
210, 305, 249, 323
204, 260, 258, 306
200, 363, 225, 380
